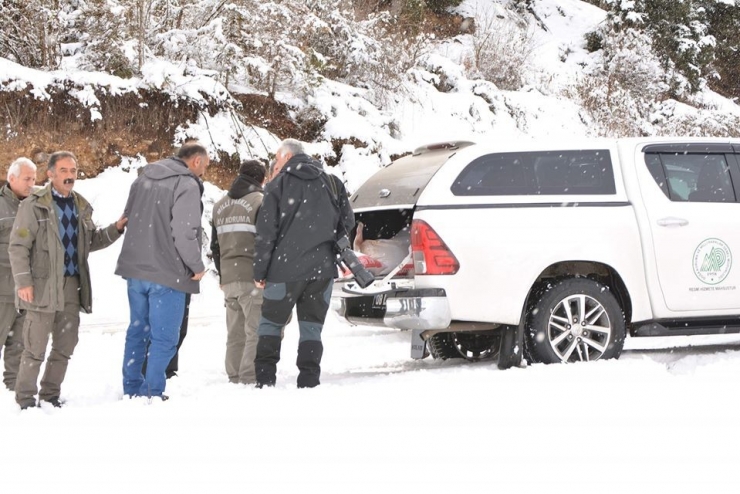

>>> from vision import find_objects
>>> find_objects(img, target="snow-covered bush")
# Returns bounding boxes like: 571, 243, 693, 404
602, 0, 715, 96
579, 17, 739, 138
703, 0, 740, 100
578, 28, 669, 136
77, 0, 136, 78
469, 7, 535, 91
0, 0, 64, 68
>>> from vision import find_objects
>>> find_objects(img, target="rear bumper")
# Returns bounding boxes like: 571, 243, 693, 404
331, 287, 452, 331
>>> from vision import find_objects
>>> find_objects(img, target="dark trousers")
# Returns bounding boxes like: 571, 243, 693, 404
254, 278, 332, 387
166, 293, 190, 377
143, 293, 190, 379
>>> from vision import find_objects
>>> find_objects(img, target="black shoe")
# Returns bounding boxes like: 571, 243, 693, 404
19, 401, 37, 410
255, 382, 275, 389
42, 397, 64, 408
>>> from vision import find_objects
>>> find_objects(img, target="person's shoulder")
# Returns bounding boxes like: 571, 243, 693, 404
21, 184, 49, 206
244, 187, 264, 198
176, 173, 201, 191
264, 176, 284, 193
73, 190, 92, 207
0, 184, 12, 204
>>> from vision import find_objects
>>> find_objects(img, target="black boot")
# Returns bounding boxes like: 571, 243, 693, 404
296, 340, 323, 388
255, 335, 282, 387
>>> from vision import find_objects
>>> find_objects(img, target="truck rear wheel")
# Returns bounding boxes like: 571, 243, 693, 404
525, 278, 625, 364
428, 331, 501, 361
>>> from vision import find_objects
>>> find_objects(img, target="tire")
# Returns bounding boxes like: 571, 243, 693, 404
428, 331, 502, 361
525, 278, 625, 364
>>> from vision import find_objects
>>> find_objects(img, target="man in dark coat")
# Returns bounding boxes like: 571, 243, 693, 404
253, 139, 354, 388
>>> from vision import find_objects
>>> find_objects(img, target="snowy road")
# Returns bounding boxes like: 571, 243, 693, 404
4, 304, 740, 493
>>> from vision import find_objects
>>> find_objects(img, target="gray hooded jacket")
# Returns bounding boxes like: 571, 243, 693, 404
115, 157, 205, 294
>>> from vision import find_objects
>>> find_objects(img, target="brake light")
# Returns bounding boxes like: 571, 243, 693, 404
410, 219, 459, 275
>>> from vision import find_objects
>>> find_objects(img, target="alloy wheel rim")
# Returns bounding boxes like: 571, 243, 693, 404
547, 294, 612, 362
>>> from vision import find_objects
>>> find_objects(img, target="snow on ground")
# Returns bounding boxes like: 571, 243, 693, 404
2, 166, 740, 493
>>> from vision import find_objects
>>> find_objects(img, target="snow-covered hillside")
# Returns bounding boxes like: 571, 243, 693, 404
2, 0, 739, 191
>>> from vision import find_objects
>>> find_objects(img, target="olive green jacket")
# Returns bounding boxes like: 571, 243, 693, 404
0, 184, 21, 304
8, 183, 122, 313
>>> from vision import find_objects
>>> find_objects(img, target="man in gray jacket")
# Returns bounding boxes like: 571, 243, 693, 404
10, 151, 125, 409
211, 160, 266, 384
0, 157, 36, 391
116, 142, 209, 399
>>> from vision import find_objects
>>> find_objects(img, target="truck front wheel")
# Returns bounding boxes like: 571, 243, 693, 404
525, 278, 625, 364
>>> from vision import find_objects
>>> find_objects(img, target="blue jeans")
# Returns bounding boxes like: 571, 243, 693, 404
122, 279, 186, 397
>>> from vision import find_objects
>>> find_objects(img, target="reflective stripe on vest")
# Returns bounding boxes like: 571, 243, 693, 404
216, 223, 257, 235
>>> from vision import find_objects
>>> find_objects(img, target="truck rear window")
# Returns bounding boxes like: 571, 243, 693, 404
451, 150, 616, 196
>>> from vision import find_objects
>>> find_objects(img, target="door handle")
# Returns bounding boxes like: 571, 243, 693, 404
657, 217, 689, 227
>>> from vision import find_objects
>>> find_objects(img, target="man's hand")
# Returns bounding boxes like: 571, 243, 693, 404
17, 286, 33, 303
353, 221, 364, 251
191, 271, 206, 281
115, 215, 128, 233
255, 280, 265, 289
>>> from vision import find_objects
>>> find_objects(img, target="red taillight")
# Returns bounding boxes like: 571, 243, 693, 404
410, 219, 459, 275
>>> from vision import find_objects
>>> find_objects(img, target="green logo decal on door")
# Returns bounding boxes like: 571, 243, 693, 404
693, 238, 732, 285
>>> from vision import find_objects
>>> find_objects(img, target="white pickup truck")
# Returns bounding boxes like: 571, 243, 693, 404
332, 138, 740, 368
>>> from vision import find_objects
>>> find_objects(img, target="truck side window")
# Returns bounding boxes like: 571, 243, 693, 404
645, 154, 670, 199
452, 150, 616, 196
648, 153, 737, 203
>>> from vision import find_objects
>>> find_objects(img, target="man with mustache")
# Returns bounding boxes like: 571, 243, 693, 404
9, 151, 126, 409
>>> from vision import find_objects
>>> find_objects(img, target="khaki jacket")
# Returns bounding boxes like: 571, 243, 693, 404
9, 183, 122, 313
211, 188, 263, 285
0, 184, 21, 304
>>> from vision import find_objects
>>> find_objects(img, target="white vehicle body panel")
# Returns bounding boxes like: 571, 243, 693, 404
411, 206, 650, 325
413, 140, 652, 326
618, 139, 740, 318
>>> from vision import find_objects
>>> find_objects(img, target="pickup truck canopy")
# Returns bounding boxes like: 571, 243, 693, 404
350, 142, 474, 211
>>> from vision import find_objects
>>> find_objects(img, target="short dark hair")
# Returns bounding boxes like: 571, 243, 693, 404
239, 160, 266, 184
48, 151, 77, 171
177, 142, 208, 161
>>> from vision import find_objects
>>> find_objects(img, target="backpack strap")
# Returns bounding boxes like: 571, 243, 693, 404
319, 172, 346, 238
